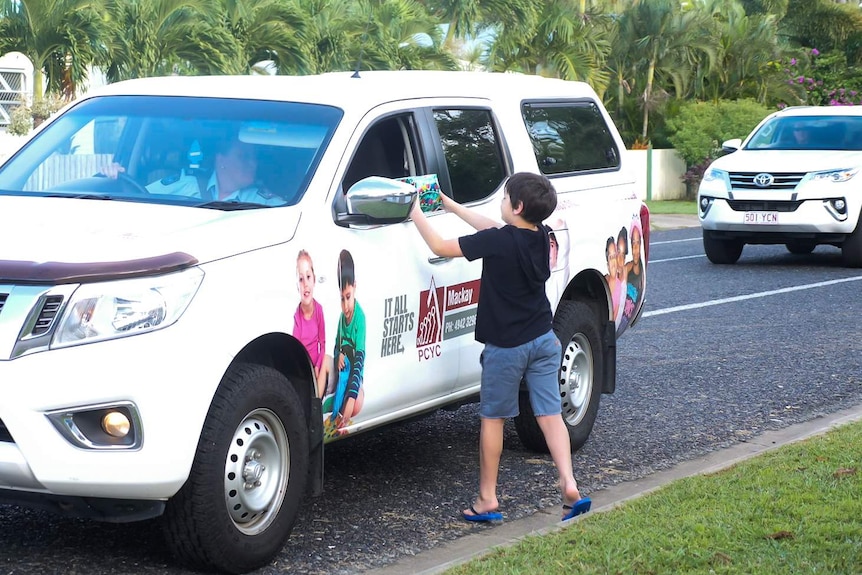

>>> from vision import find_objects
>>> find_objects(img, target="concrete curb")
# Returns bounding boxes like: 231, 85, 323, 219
364, 403, 862, 575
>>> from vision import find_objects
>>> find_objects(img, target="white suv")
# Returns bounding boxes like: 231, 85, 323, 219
0, 71, 648, 573
698, 106, 862, 266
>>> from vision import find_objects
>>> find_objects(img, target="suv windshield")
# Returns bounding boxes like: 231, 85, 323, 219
0, 95, 342, 208
745, 115, 862, 151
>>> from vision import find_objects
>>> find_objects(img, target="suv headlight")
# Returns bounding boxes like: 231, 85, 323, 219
698, 167, 729, 194
702, 167, 728, 183
810, 168, 859, 183
52, 267, 204, 348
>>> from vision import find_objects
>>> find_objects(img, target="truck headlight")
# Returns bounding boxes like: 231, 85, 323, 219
52, 267, 204, 348
810, 168, 858, 183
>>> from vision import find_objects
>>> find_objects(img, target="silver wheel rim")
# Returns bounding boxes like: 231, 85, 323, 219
224, 408, 289, 535
559, 332, 593, 426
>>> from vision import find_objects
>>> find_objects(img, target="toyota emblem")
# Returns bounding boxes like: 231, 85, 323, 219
753, 173, 774, 187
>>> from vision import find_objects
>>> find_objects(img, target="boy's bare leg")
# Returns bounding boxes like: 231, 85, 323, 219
468, 417, 505, 514
536, 414, 582, 507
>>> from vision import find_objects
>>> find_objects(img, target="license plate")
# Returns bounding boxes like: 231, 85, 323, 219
744, 211, 779, 224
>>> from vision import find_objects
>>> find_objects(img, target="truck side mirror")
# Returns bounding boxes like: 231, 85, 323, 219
335, 176, 416, 226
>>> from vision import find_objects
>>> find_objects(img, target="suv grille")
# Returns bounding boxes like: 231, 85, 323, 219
0, 419, 13, 443
0, 293, 7, 316
729, 172, 804, 190
727, 200, 803, 212
31, 295, 64, 336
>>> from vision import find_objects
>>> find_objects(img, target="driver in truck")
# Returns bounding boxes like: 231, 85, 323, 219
102, 134, 281, 205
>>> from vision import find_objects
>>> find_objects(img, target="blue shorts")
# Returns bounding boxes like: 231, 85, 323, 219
479, 330, 563, 419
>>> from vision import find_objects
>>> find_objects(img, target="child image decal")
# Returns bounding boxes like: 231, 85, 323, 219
319, 249, 366, 438
604, 218, 645, 337
293, 250, 326, 380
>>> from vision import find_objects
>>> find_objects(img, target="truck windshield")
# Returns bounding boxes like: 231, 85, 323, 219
0, 95, 342, 208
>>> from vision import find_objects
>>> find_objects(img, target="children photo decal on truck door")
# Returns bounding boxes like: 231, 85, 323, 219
318, 249, 366, 437
292, 250, 328, 395
618, 216, 645, 336
604, 217, 645, 337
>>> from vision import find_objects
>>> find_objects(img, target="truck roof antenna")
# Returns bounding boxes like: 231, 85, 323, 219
352, 12, 373, 78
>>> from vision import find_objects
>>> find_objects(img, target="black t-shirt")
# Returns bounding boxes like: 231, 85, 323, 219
458, 225, 553, 347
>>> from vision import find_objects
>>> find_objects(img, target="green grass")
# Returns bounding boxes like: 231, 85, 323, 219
645, 199, 698, 215
443, 421, 862, 575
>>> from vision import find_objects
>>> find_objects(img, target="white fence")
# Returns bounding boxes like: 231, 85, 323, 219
628, 148, 688, 201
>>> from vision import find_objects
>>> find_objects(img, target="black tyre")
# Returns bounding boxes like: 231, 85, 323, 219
841, 217, 862, 268
703, 230, 743, 264
786, 241, 815, 255
162, 363, 309, 574
514, 300, 603, 453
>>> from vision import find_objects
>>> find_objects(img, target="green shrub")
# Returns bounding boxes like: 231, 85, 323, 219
7, 104, 32, 136
30, 96, 64, 128
666, 99, 772, 166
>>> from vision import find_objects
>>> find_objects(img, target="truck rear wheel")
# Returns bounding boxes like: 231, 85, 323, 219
162, 363, 308, 574
514, 300, 603, 453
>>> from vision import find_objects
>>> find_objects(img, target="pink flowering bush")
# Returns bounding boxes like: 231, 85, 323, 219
778, 48, 862, 107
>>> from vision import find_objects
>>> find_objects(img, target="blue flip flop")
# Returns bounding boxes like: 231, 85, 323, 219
562, 497, 592, 521
462, 505, 503, 523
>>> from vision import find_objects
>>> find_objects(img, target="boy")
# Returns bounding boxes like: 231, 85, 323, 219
324, 249, 366, 430
410, 172, 591, 523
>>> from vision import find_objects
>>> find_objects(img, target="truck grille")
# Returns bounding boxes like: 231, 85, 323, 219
0, 293, 7, 316
727, 200, 803, 212
0, 419, 13, 443
729, 172, 804, 190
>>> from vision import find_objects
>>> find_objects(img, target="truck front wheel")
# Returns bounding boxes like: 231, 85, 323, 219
514, 300, 603, 453
163, 363, 309, 574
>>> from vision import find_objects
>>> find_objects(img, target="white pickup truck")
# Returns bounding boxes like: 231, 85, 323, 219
0, 70, 648, 573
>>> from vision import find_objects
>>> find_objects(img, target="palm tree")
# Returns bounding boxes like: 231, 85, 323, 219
101, 0, 233, 81
294, 0, 356, 74
419, 0, 537, 52
485, 0, 611, 89
346, 0, 458, 72
613, 0, 718, 142
696, 0, 786, 103
215, 0, 309, 75
0, 0, 106, 99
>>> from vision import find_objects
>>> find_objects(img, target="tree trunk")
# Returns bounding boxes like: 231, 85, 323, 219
641, 50, 657, 141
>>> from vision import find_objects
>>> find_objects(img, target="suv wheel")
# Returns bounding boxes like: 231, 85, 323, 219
703, 230, 743, 264
514, 299, 602, 453
163, 363, 308, 574
841, 217, 862, 268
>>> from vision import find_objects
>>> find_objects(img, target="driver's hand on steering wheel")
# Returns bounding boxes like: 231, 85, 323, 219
101, 162, 126, 179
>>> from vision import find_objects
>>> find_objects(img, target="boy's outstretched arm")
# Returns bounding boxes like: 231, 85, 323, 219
440, 193, 500, 231
411, 201, 463, 258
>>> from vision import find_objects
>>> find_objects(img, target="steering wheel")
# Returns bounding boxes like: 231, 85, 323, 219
93, 170, 150, 195
115, 172, 150, 195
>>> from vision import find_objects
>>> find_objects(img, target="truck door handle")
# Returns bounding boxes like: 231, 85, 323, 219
428, 256, 452, 264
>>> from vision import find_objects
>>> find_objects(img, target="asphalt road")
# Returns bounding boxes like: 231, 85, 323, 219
2, 226, 861, 575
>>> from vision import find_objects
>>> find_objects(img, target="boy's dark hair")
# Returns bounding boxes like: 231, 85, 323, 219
505, 172, 557, 224
338, 249, 355, 290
